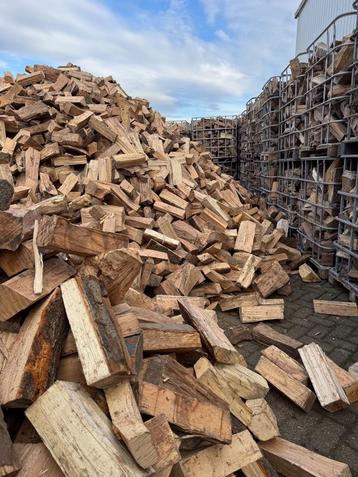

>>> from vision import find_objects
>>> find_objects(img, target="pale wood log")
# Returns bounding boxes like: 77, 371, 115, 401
113, 153, 147, 168
252, 324, 302, 357
141, 322, 201, 353
37, 215, 128, 256
26, 381, 147, 477
313, 300, 358, 317
235, 220, 256, 253
136, 355, 232, 443
145, 414, 181, 474
105, 380, 158, 469
260, 437, 352, 477
262, 345, 308, 384
220, 292, 258, 311
179, 299, 245, 365
299, 263, 320, 283
326, 357, 358, 404
255, 356, 316, 412
255, 262, 289, 298
194, 357, 253, 427
172, 431, 262, 477
246, 399, 279, 442
143, 229, 180, 250
0, 257, 75, 322
0, 289, 67, 407
242, 460, 276, 477
240, 305, 284, 323
299, 343, 350, 412
61, 276, 130, 388
0, 240, 34, 277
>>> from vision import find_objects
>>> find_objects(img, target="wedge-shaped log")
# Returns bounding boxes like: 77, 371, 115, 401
252, 323, 302, 357
326, 357, 358, 404
14, 443, 64, 477
235, 220, 256, 253
313, 300, 358, 317
240, 305, 284, 323
26, 381, 147, 477
0, 407, 20, 476
260, 437, 352, 477
37, 215, 128, 256
194, 357, 253, 427
262, 346, 308, 384
141, 322, 201, 353
0, 289, 67, 407
95, 249, 142, 305
145, 414, 181, 474
61, 276, 130, 388
179, 299, 245, 365
299, 343, 350, 412
0, 257, 75, 322
105, 380, 158, 469
136, 355, 232, 443
246, 399, 279, 442
255, 356, 316, 412
172, 431, 262, 477
255, 262, 289, 298
241, 460, 275, 477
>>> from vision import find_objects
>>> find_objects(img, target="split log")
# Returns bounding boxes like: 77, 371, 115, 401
299, 343, 350, 412
136, 355, 232, 443
14, 443, 64, 477
326, 357, 358, 404
252, 323, 302, 357
61, 275, 130, 388
0, 289, 67, 407
37, 215, 128, 256
313, 300, 358, 317
245, 399, 279, 442
26, 380, 147, 477
172, 431, 262, 477
179, 299, 245, 365
255, 262, 289, 298
0, 407, 20, 476
261, 346, 308, 384
255, 356, 316, 412
0, 257, 75, 322
104, 380, 158, 468
260, 437, 352, 477
235, 221, 256, 253
141, 322, 201, 353
298, 264, 320, 283
240, 305, 284, 323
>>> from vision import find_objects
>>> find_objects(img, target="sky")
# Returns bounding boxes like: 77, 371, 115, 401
0, 0, 298, 120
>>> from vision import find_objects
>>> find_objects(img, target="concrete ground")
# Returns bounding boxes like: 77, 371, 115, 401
219, 275, 358, 476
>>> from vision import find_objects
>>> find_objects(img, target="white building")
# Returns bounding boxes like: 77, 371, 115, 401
295, 0, 358, 54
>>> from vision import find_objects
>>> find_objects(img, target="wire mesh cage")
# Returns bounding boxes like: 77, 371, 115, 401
191, 115, 238, 177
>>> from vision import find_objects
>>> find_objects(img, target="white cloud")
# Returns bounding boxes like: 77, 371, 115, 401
0, 0, 249, 118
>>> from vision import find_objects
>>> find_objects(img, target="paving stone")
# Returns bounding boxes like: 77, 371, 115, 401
307, 419, 346, 454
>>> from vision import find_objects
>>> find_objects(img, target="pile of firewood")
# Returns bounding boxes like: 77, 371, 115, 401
0, 64, 353, 476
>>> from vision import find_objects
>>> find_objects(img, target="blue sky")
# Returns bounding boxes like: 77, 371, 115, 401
0, 0, 298, 119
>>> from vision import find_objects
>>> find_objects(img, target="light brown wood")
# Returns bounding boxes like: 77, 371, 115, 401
0, 406, 20, 476
61, 276, 130, 388
235, 220, 256, 253
326, 357, 358, 404
37, 215, 128, 256
172, 431, 262, 477
299, 343, 350, 412
255, 356, 316, 412
240, 305, 284, 323
105, 380, 158, 468
262, 345, 308, 384
255, 262, 289, 298
14, 443, 64, 477
179, 299, 245, 365
0, 257, 75, 322
260, 437, 352, 477
141, 322, 201, 353
26, 380, 146, 477
252, 323, 302, 357
313, 300, 358, 317
246, 398, 279, 442
299, 264, 320, 283
137, 355, 232, 443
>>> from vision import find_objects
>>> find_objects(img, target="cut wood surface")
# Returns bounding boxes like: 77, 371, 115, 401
179, 299, 245, 365
299, 343, 350, 412
137, 355, 231, 443
105, 380, 158, 469
0, 406, 20, 476
61, 276, 130, 388
240, 305, 284, 323
252, 324, 302, 357
0, 289, 67, 407
246, 398, 280, 442
14, 443, 64, 477
172, 431, 262, 477
313, 300, 358, 317
255, 262, 289, 298
260, 437, 352, 477
326, 357, 358, 404
141, 322, 201, 353
262, 345, 308, 384
255, 356, 316, 412
235, 220, 256, 253
26, 381, 147, 477
299, 263, 320, 283
0, 257, 75, 322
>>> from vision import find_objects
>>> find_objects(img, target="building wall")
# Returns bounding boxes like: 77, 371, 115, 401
295, 0, 357, 55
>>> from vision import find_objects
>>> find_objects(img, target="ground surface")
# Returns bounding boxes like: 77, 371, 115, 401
219, 275, 358, 475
